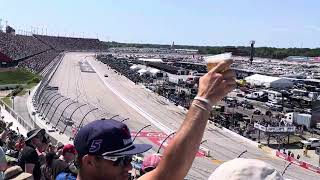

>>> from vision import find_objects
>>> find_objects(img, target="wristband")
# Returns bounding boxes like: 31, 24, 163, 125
192, 103, 211, 113
194, 96, 212, 107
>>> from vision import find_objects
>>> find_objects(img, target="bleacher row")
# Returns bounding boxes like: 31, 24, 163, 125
0, 32, 106, 73
34, 35, 106, 51
0, 32, 50, 60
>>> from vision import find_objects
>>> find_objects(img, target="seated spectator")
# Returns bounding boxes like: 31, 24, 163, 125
41, 152, 56, 180
56, 143, 64, 157
141, 154, 162, 174
75, 59, 235, 180
50, 144, 77, 179
60, 144, 76, 164
4, 165, 32, 180
0, 146, 7, 179
55, 171, 76, 180
0, 146, 7, 171
18, 129, 46, 180
208, 158, 284, 180
47, 144, 56, 153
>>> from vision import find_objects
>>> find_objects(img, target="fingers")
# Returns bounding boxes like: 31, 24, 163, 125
221, 69, 236, 80
209, 59, 233, 74
222, 80, 237, 92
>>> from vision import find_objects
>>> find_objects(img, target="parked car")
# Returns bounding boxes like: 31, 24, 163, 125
64, 118, 74, 126
236, 93, 244, 97
300, 138, 320, 149
253, 109, 261, 115
104, 74, 108, 77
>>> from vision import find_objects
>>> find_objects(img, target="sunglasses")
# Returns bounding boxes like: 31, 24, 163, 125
98, 155, 133, 167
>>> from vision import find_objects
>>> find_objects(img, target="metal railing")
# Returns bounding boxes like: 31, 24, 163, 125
0, 99, 34, 131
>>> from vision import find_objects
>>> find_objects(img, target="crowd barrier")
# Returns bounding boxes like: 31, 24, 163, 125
0, 99, 34, 131
276, 150, 320, 174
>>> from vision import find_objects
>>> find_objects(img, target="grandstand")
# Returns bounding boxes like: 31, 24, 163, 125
33, 35, 105, 51
0, 31, 107, 72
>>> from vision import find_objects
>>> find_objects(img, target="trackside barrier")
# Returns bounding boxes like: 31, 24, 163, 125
0, 99, 34, 131
276, 151, 320, 174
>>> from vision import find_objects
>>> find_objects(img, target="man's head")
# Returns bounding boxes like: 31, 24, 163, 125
62, 144, 77, 163
25, 129, 45, 149
57, 142, 64, 156
74, 119, 152, 180
208, 158, 284, 180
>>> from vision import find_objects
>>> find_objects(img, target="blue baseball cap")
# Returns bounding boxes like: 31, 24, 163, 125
74, 119, 152, 157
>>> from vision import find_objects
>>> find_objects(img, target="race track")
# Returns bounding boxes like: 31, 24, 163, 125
48, 52, 320, 180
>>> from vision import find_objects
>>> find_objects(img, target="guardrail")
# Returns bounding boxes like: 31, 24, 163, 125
0, 99, 34, 131
276, 150, 320, 174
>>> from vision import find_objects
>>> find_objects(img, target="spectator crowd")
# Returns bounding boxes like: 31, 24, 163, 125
0, 32, 50, 60
0, 32, 108, 73
18, 50, 60, 73
34, 35, 106, 51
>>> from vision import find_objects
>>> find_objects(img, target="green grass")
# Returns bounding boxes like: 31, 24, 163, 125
17, 89, 28, 96
0, 68, 39, 85
16, 82, 38, 96
24, 83, 38, 89
1, 97, 12, 107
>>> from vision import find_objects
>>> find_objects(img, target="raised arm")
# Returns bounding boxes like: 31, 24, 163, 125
140, 60, 236, 180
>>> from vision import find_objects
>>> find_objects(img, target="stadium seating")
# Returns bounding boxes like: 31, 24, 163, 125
34, 35, 106, 51
0, 32, 50, 60
18, 50, 60, 73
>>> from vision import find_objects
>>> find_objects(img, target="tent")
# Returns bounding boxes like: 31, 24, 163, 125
130, 65, 141, 71
137, 69, 149, 76
138, 58, 163, 62
245, 74, 293, 88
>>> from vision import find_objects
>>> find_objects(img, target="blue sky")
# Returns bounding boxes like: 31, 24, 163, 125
0, 0, 319, 48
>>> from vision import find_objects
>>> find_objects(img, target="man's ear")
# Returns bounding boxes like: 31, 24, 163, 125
82, 155, 98, 168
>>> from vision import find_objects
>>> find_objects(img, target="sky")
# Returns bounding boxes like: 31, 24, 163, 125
0, 0, 319, 48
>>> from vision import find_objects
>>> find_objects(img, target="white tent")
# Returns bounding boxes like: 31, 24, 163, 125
130, 65, 141, 71
138, 58, 163, 62
137, 69, 149, 76
149, 68, 160, 75
245, 74, 293, 88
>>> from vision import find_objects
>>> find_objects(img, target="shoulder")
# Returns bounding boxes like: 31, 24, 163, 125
22, 146, 37, 155
52, 159, 69, 168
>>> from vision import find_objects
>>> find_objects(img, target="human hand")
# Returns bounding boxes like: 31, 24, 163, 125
197, 59, 236, 105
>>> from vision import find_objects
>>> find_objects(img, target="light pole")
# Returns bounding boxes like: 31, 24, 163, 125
77, 108, 99, 130
237, 150, 248, 158
54, 101, 78, 129
110, 114, 119, 120
157, 132, 176, 153
61, 104, 87, 134
43, 95, 64, 120
132, 125, 151, 142
121, 118, 130, 123
47, 98, 70, 124
281, 162, 292, 176
37, 91, 56, 111
40, 94, 61, 116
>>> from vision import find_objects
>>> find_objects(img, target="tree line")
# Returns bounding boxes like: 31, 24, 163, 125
103, 41, 320, 59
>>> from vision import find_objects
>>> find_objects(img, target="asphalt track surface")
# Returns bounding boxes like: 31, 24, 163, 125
48, 52, 320, 180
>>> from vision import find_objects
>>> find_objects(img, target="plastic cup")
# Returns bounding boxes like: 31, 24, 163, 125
204, 53, 232, 72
